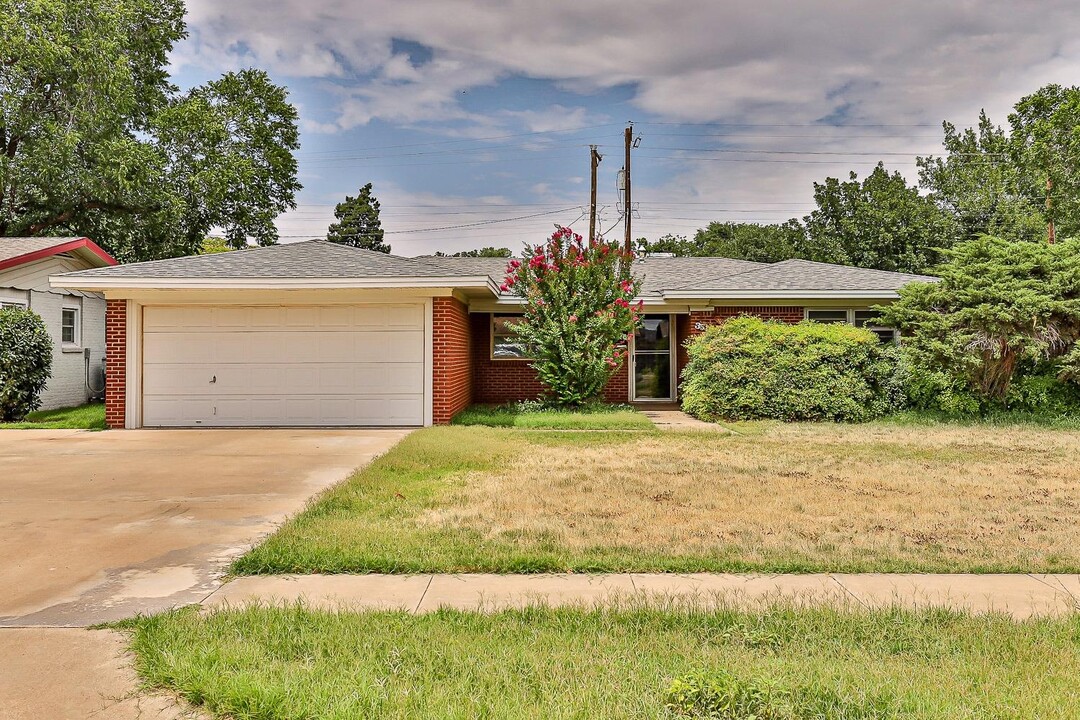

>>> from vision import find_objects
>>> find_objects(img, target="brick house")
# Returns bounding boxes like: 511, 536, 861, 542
51, 240, 931, 428
1, 237, 116, 410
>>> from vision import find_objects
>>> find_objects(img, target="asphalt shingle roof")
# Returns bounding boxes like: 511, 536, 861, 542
631, 256, 767, 296
672, 259, 935, 293
56, 240, 934, 295
61, 240, 481, 279
0, 237, 86, 263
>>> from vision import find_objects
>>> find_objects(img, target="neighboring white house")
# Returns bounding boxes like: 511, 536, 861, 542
1, 237, 117, 410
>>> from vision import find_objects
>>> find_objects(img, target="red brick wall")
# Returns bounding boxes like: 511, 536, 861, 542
104, 299, 127, 429
471, 312, 630, 404
432, 297, 473, 423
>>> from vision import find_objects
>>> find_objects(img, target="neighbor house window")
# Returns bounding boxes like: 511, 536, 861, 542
62, 307, 80, 346
805, 308, 897, 343
491, 314, 530, 359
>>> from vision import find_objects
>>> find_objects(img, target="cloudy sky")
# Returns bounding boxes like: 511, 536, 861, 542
172, 0, 1080, 256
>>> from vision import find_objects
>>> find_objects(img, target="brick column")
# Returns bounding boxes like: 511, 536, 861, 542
432, 297, 473, 424
104, 299, 127, 429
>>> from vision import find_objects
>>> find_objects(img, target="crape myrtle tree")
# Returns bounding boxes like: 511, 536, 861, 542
504, 226, 642, 407
0, 0, 301, 261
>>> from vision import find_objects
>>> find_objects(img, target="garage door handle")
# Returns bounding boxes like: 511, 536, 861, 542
209, 375, 216, 384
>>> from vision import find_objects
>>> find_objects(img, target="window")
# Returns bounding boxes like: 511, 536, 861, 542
853, 310, 898, 344
0, 301, 26, 310
805, 309, 850, 324
491, 314, 529, 359
805, 308, 897, 343
62, 307, 80, 346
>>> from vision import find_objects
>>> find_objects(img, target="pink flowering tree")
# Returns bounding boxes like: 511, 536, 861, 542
503, 226, 642, 406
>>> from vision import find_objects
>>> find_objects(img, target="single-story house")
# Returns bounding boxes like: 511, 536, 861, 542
2, 237, 116, 410
50, 240, 932, 429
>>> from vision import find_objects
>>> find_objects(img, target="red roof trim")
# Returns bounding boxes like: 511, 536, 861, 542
0, 237, 117, 273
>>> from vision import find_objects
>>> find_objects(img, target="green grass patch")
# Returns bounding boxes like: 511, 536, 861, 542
119, 604, 1080, 719
0, 402, 106, 429
451, 402, 654, 429
882, 408, 1080, 430
232, 424, 1080, 575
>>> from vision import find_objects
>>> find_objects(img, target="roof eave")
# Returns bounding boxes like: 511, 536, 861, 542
0, 237, 116, 272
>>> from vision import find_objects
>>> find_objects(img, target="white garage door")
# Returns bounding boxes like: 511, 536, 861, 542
141, 304, 426, 427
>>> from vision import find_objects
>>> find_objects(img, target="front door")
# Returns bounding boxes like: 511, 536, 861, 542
631, 314, 674, 401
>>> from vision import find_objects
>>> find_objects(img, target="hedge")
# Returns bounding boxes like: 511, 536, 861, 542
681, 316, 902, 423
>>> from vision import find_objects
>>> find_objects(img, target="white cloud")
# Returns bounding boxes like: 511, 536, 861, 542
179, 0, 1080, 250
179, 1, 1080, 130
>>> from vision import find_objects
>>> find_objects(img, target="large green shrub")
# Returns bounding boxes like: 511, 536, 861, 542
681, 316, 902, 422
879, 236, 1080, 408
0, 307, 53, 421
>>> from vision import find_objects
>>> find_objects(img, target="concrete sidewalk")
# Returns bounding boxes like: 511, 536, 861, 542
205, 572, 1080, 619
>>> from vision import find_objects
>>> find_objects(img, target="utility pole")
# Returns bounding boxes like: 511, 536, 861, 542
623, 124, 633, 254
588, 145, 601, 245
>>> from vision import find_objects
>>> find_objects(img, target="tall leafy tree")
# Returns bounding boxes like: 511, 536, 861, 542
918, 112, 1047, 244
636, 221, 805, 262
1009, 84, 1080, 242
803, 164, 958, 273
326, 183, 389, 252
0, 0, 301, 261
433, 247, 512, 257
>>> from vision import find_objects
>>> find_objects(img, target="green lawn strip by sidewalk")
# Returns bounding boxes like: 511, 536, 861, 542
451, 402, 654, 429
0, 402, 106, 429
117, 603, 1080, 719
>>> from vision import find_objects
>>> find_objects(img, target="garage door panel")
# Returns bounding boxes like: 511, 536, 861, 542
144, 306, 212, 329
142, 303, 426, 427
143, 332, 216, 363
213, 306, 252, 328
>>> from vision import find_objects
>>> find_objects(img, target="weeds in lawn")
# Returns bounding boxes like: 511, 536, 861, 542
118, 602, 1080, 719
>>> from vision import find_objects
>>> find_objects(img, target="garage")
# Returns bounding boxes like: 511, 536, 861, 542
140, 303, 426, 427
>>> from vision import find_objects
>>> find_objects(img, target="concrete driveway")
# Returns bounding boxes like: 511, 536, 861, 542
0, 427, 408, 720
0, 428, 410, 626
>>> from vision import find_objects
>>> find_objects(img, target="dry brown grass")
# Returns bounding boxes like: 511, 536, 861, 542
420, 424, 1080, 572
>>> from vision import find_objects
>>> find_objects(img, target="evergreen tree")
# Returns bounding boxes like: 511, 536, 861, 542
326, 183, 389, 253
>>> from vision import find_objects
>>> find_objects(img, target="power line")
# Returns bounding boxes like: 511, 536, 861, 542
638, 120, 943, 128
295, 122, 623, 157
276, 206, 582, 237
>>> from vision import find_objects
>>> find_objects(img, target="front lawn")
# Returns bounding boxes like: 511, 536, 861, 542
452, 402, 653, 429
233, 423, 1080, 575
120, 604, 1080, 719
0, 402, 106, 429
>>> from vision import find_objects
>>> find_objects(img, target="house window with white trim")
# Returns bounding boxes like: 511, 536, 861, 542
62, 307, 80, 346
491, 314, 530, 359
805, 308, 897, 343
0, 301, 26, 310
